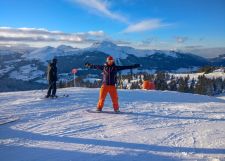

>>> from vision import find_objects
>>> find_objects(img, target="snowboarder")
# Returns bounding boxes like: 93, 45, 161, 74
85, 56, 140, 112
46, 58, 58, 98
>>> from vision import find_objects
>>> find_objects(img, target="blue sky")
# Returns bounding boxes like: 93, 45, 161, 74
0, 0, 225, 56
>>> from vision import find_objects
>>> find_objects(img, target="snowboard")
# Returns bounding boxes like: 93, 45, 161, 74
86, 109, 130, 114
44, 94, 69, 99
0, 117, 20, 125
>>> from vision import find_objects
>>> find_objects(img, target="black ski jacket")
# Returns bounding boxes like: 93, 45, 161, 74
47, 63, 58, 82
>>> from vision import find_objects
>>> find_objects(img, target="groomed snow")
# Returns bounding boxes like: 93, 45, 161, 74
0, 88, 225, 161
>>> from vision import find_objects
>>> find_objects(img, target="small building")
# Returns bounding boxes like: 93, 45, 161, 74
142, 81, 155, 90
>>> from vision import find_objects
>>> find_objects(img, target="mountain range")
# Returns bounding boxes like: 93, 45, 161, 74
0, 41, 225, 91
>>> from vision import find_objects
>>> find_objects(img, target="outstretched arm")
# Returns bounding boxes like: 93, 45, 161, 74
85, 62, 104, 70
116, 64, 140, 71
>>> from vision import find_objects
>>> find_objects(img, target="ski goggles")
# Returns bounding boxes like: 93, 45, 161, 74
107, 59, 114, 63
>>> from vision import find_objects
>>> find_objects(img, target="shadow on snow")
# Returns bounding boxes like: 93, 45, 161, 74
1, 127, 225, 156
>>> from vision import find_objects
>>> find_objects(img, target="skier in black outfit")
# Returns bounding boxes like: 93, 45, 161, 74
46, 58, 58, 98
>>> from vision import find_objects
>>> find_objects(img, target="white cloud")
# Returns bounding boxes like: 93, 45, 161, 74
85, 30, 105, 37
123, 19, 170, 33
73, 0, 128, 23
71, 1, 173, 34
183, 47, 225, 58
175, 36, 189, 43
0, 27, 106, 45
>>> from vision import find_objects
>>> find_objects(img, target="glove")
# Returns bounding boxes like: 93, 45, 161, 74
134, 64, 140, 68
85, 62, 91, 67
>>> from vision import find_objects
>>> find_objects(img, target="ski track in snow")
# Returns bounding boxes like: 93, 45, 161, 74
0, 88, 225, 161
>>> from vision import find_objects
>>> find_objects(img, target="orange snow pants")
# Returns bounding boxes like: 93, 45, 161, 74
97, 85, 119, 111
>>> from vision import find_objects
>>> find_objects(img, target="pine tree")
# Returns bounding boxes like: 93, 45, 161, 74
178, 77, 189, 93
213, 77, 223, 95
154, 72, 168, 90
222, 79, 225, 93
189, 78, 195, 93
206, 79, 214, 95
168, 76, 177, 91
194, 75, 213, 95
195, 75, 206, 95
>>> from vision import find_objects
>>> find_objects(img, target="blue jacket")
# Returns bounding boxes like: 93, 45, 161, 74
89, 63, 139, 85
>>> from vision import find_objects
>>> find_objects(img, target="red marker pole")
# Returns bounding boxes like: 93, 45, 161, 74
73, 73, 75, 87
72, 69, 78, 87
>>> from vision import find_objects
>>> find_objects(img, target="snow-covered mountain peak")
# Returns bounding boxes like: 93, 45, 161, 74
91, 40, 118, 49
153, 50, 178, 58
22, 45, 80, 62
22, 46, 57, 61
218, 54, 225, 59
57, 45, 77, 52
88, 40, 156, 59
39, 46, 55, 52
87, 41, 128, 59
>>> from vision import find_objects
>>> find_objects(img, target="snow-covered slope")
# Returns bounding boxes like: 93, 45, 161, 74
9, 64, 44, 81
0, 45, 35, 55
0, 88, 225, 161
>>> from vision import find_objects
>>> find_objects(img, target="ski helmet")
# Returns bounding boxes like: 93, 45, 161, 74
52, 58, 57, 63
107, 56, 114, 62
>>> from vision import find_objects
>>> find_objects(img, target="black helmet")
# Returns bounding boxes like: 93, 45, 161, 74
52, 58, 57, 63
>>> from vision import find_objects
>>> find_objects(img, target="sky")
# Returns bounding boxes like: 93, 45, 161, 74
0, 0, 225, 57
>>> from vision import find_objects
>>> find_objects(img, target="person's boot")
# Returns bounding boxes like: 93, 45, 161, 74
51, 95, 58, 98
96, 108, 102, 112
114, 109, 120, 113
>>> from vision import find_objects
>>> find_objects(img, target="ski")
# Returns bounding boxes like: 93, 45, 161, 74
0, 117, 20, 125
44, 94, 69, 99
